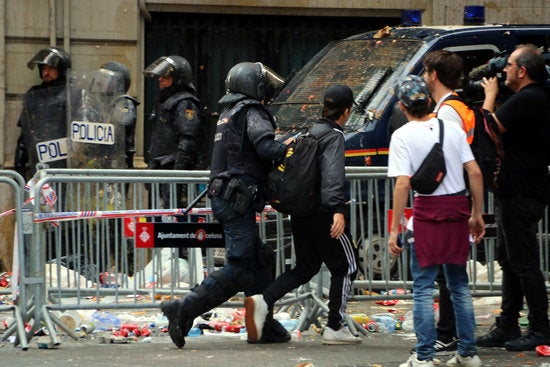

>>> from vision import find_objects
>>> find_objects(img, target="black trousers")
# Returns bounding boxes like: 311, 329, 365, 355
262, 212, 358, 330
495, 195, 550, 332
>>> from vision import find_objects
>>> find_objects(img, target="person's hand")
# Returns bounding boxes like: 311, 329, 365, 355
283, 136, 296, 146
388, 232, 404, 256
481, 77, 499, 97
330, 213, 345, 239
468, 213, 485, 244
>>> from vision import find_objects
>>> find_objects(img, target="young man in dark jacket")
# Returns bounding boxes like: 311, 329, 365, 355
245, 84, 361, 345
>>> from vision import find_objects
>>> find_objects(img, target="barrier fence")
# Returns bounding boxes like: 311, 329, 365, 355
0, 167, 549, 348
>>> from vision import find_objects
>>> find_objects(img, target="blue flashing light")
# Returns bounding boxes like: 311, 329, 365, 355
464, 5, 485, 25
401, 9, 422, 26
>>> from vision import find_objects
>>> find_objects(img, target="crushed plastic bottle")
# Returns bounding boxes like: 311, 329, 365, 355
187, 327, 202, 337
91, 310, 121, 331
291, 330, 302, 341
278, 318, 298, 331
365, 321, 378, 332
350, 313, 369, 324
154, 313, 169, 328
371, 314, 396, 334
401, 310, 414, 331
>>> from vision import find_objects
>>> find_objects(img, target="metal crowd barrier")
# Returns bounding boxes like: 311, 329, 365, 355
3, 167, 550, 347
345, 167, 550, 301
0, 171, 29, 350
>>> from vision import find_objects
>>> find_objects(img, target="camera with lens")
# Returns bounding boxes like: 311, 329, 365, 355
464, 55, 513, 102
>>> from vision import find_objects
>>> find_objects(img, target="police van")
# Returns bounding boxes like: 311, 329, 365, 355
270, 24, 550, 167
269, 24, 550, 277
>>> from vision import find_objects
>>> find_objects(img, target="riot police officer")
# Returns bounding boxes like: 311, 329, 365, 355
15, 47, 71, 180
70, 61, 136, 170
160, 62, 291, 348
144, 55, 202, 207
98, 61, 139, 169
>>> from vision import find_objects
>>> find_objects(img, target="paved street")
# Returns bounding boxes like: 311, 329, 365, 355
0, 325, 547, 367
1, 298, 550, 367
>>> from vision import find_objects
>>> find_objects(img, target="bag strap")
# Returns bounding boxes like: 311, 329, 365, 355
437, 118, 444, 147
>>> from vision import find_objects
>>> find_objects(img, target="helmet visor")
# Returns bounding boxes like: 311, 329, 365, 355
90, 69, 123, 95
143, 56, 176, 78
258, 63, 285, 89
27, 49, 63, 70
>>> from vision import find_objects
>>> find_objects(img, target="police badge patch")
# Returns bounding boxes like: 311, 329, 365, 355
185, 109, 196, 120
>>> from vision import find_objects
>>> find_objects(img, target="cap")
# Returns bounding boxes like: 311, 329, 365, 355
395, 75, 430, 108
324, 84, 355, 110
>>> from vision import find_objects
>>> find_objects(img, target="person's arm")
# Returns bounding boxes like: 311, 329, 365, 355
174, 100, 201, 169
481, 77, 498, 113
463, 160, 486, 243
388, 175, 410, 256
246, 108, 286, 160
481, 77, 507, 133
317, 130, 347, 238
318, 131, 346, 214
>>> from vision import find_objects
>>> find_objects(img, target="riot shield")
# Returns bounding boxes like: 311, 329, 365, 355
18, 82, 69, 174
67, 70, 126, 169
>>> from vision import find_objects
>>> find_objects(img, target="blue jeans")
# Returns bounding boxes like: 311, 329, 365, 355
410, 244, 477, 361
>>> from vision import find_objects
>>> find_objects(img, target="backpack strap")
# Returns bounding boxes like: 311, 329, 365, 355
437, 118, 444, 147
478, 108, 504, 160
308, 120, 341, 141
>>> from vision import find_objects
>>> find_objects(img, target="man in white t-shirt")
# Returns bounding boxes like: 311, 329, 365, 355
388, 75, 485, 367
422, 50, 473, 356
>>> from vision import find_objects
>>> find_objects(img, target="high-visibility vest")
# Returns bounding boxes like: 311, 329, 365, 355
434, 94, 475, 144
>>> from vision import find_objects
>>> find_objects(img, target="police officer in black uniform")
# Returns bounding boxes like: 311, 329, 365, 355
161, 61, 291, 348
144, 55, 202, 207
15, 47, 71, 180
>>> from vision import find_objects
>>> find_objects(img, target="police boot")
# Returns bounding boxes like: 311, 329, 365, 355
162, 271, 239, 348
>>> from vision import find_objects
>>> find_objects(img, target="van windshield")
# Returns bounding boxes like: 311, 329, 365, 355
270, 38, 423, 133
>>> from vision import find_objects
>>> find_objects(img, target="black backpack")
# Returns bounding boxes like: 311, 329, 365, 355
265, 130, 329, 216
442, 95, 503, 190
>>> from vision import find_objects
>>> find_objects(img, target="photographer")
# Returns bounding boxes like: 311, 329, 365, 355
466, 56, 512, 103
476, 44, 550, 351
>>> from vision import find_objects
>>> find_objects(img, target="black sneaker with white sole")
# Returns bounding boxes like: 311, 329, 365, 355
409, 338, 458, 356
434, 338, 458, 355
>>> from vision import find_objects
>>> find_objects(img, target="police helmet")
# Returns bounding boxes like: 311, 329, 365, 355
90, 68, 125, 96
220, 62, 284, 103
27, 47, 71, 76
144, 55, 194, 91
100, 61, 131, 92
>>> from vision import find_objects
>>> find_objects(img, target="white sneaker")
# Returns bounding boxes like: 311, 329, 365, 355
446, 354, 482, 367
399, 354, 434, 367
322, 326, 362, 345
245, 294, 268, 343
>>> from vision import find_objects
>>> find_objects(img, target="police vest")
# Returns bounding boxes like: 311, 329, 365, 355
148, 91, 199, 163
209, 99, 275, 181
